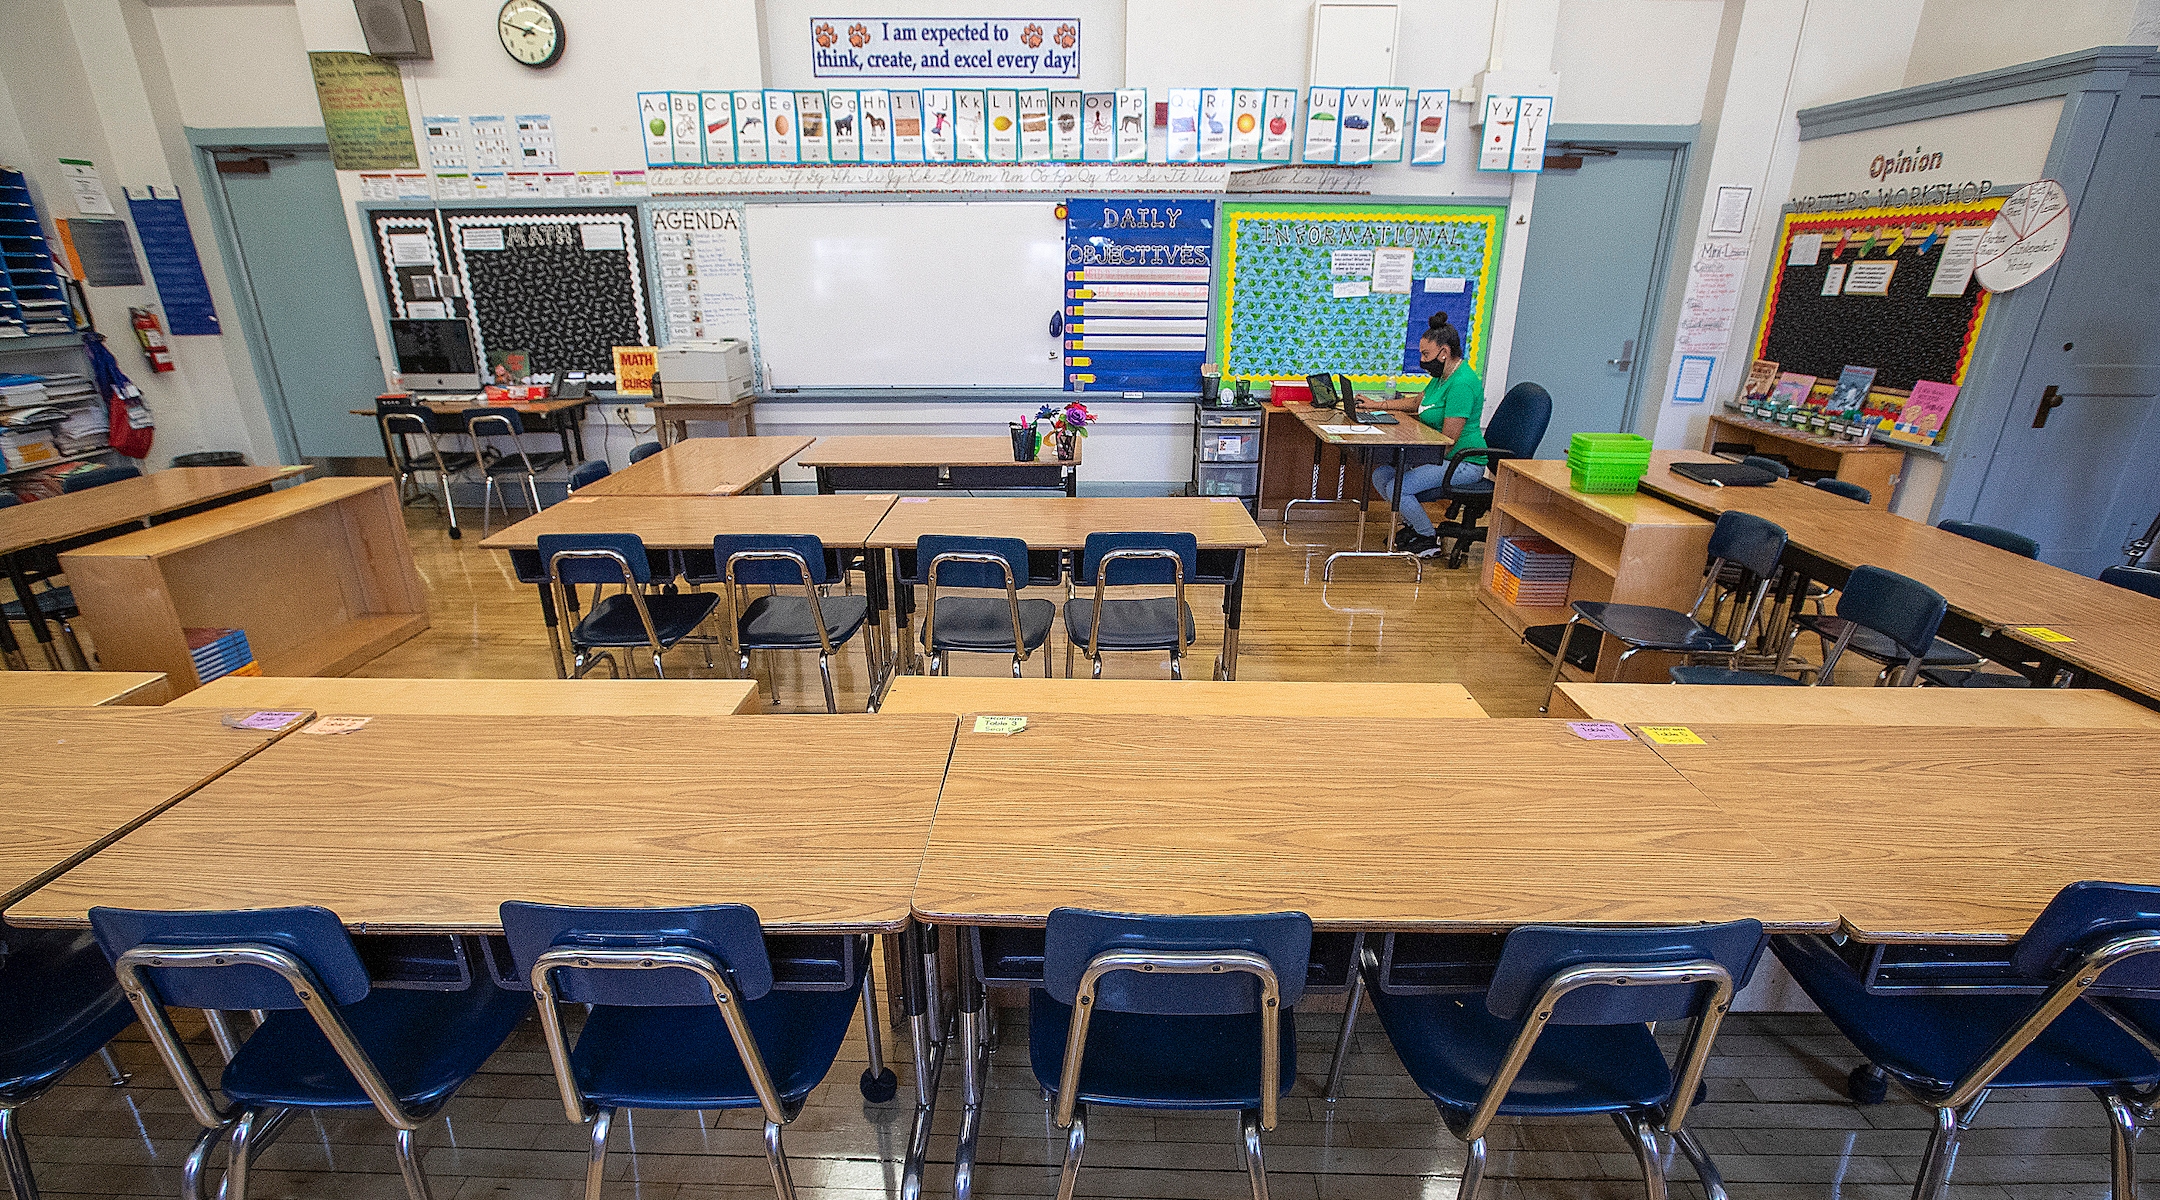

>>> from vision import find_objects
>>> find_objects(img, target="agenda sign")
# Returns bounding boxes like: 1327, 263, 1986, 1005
809, 17, 1081, 79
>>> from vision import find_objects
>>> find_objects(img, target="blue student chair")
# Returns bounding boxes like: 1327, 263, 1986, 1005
914, 534, 1056, 677
1063, 532, 1200, 679
709, 534, 874, 712
1032, 908, 1311, 1200
501, 902, 870, 1200
1915, 521, 2044, 686
2100, 565, 2160, 598
1938, 518, 2040, 560
1538, 511, 1788, 709
1740, 454, 1790, 478
538, 532, 719, 680
1365, 920, 1764, 1200
462, 408, 566, 538
1422, 382, 1554, 568
627, 440, 664, 463
1811, 477, 1873, 504
60, 464, 141, 493
567, 459, 611, 491
1, 928, 138, 1200
1680, 563, 1948, 686
1774, 882, 2160, 1200
89, 905, 529, 1200
378, 401, 476, 539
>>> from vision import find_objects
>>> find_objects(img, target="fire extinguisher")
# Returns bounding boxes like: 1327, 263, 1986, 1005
129, 307, 176, 373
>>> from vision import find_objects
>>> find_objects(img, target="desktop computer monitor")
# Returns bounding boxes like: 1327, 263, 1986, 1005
389, 318, 482, 391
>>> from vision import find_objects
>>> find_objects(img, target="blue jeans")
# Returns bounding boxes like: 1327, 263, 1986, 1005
1371, 460, 1485, 536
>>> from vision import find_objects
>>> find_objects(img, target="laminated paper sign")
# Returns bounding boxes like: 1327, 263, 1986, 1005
1165, 89, 1200, 163
733, 92, 768, 164
1082, 92, 1115, 161
308, 51, 419, 170
1114, 89, 1148, 162
826, 90, 860, 162
1018, 90, 1052, 161
861, 90, 896, 162
1050, 91, 1083, 161
1411, 90, 1449, 164
986, 90, 1018, 161
1260, 89, 1298, 162
1197, 88, 1232, 162
891, 91, 926, 162
916, 90, 948, 162
955, 91, 987, 161
1227, 89, 1264, 162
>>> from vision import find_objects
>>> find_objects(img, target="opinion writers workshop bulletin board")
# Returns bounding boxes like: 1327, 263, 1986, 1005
1216, 202, 1506, 389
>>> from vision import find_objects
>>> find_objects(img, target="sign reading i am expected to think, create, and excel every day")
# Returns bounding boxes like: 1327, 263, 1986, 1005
810, 18, 1079, 79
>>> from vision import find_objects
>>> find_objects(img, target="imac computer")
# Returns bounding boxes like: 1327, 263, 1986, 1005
389, 318, 483, 391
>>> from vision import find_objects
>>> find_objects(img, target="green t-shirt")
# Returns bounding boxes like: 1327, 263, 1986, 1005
1417, 363, 1486, 452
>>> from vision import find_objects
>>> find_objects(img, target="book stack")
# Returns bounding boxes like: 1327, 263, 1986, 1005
1491, 536, 1574, 608
0, 373, 50, 406
185, 627, 259, 684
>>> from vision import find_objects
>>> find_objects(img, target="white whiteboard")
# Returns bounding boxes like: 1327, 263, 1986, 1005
744, 201, 1067, 389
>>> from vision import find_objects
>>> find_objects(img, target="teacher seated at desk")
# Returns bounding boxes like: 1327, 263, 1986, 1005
1369, 311, 1486, 556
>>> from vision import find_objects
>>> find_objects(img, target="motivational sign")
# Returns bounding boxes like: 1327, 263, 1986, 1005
810, 17, 1080, 79
308, 51, 419, 170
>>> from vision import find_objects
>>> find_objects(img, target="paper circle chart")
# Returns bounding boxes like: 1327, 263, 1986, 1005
1974, 179, 2070, 292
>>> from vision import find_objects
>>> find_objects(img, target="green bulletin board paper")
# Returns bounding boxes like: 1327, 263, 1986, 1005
1216, 202, 1505, 387
309, 52, 419, 171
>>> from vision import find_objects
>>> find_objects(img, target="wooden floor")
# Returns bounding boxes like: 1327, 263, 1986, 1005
11, 502, 2134, 1198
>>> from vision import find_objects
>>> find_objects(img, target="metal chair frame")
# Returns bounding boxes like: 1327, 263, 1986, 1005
721, 548, 874, 713
527, 943, 805, 1200
1052, 946, 1284, 1200
1861, 931, 2160, 1200
923, 550, 1050, 679
111, 943, 447, 1200
1069, 547, 1190, 680
1538, 555, 1775, 711
1391, 945, 1737, 1200
464, 410, 554, 539
546, 547, 683, 680
1772, 607, 1927, 687
378, 409, 470, 539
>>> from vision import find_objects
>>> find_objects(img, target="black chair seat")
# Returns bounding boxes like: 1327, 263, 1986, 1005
738, 593, 870, 650
1063, 597, 1196, 651
1668, 666, 1806, 686
480, 450, 567, 476
1919, 667, 2033, 688
1795, 615, 1981, 667
1570, 601, 1738, 655
1, 585, 76, 622
570, 592, 719, 649
926, 596, 1056, 654
1415, 477, 1494, 502
400, 451, 477, 475
1369, 988, 1674, 1117
570, 990, 862, 1110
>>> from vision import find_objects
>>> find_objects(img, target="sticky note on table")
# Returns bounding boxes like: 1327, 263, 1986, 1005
972, 715, 1027, 735
1637, 725, 1706, 745
2014, 626, 2075, 643
1566, 721, 1632, 741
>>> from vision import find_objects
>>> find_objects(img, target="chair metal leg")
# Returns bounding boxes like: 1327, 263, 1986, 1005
1010, 653, 1023, 678
480, 476, 498, 539
2103, 1090, 2138, 1200
1, 1105, 40, 1200
203, 1010, 243, 1062
1065, 637, 1074, 678
180, 1124, 222, 1200
1668, 1128, 1729, 1200
438, 472, 460, 539
1169, 650, 1183, 679
1240, 1111, 1271, 1200
1323, 967, 1365, 1101
1538, 613, 1580, 712
1054, 1103, 1087, 1200
819, 652, 839, 713
858, 951, 898, 1100
394, 1125, 433, 1200
1456, 1135, 1486, 1200
764, 1120, 797, 1200
59, 622, 89, 672
223, 1107, 265, 1200
98, 1046, 131, 1087
1044, 648, 1053, 677
1090, 654, 1102, 679
1615, 1112, 1668, 1200
577, 1108, 611, 1200
1911, 1106, 1959, 1200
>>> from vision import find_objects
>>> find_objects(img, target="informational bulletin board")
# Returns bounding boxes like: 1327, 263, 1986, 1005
1215, 201, 1505, 388
1063, 196, 1215, 393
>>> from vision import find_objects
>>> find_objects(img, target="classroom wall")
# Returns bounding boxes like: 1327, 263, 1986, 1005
1901, 0, 2157, 86
1552, 0, 1723, 125
148, 2, 320, 129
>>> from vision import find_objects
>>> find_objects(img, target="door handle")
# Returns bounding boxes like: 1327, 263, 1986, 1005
2032, 385, 2064, 429
1607, 339, 1635, 371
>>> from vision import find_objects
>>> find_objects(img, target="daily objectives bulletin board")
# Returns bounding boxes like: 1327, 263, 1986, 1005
1216, 202, 1506, 388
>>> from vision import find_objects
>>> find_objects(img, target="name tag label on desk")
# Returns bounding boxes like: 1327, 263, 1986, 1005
302, 715, 373, 736
2014, 626, 2075, 643
899, 497, 932, 503
972, 715, 1027, 735
1637, 725, 1706, 746
1566, 721, 1632, 742
222, 710, 307, 731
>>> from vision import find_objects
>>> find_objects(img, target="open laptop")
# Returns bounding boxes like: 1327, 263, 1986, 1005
1307, 373, 1397, 424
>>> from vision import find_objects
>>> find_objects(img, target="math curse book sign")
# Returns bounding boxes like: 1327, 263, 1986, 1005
809, 17, 1079, 79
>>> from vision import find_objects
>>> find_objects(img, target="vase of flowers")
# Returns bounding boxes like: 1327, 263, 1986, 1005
1035, 400, 1097, 461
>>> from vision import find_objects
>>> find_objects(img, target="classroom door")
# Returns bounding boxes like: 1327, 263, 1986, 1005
1966, 368, 2160, 576
208, 145, 385, 459
1506, 145, 1685, 450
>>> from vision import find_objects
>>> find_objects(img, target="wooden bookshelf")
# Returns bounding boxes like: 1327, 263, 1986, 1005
1477, 460, 1713, 683
59, 478, 428, 696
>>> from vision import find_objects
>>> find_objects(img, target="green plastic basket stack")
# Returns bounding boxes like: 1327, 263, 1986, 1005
1566, 432, 1653, 494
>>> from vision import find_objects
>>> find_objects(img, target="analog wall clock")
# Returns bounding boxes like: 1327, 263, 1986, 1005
498, 0, 564, 68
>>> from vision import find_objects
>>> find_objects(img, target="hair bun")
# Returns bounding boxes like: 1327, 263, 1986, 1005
1428, 311, 1452, 330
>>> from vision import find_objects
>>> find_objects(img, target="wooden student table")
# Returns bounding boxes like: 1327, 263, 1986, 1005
570, 435, 812, 497
0, 465, 306, 670
799, 435, 1080, 496
0, 670, 169, 707
480, 493, 899, 678
60, 479, 429, 697
1639, 724, 2160, 943
0, 706, 293, 912
2000, 622, 2160, 705
878, 677, 1489, 718
1548, 681, 2160, 727
865, 495, 1268, 679
172, 675, 762, 716
1701, 412, 1905, 509
1289, 406, 1454, 580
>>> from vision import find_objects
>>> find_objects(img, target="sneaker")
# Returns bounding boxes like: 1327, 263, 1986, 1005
1389, 526, 1428, 551
1396, 532, 1439, 556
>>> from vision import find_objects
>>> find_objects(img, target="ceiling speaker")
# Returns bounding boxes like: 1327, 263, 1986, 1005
355, 0, 432, 60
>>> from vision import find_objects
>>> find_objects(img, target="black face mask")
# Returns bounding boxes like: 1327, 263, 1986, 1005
1421, 355, 1447, 378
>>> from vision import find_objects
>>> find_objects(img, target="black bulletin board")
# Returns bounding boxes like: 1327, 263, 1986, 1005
1752, 201, 2001, 390
368, 207, 652, 383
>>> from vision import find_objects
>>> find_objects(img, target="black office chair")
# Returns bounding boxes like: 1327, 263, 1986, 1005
2100, 566, 2160, 598
1811, 478, 1872, 504
1424, 382, 1553, 568
1741, 454, 1790, 479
